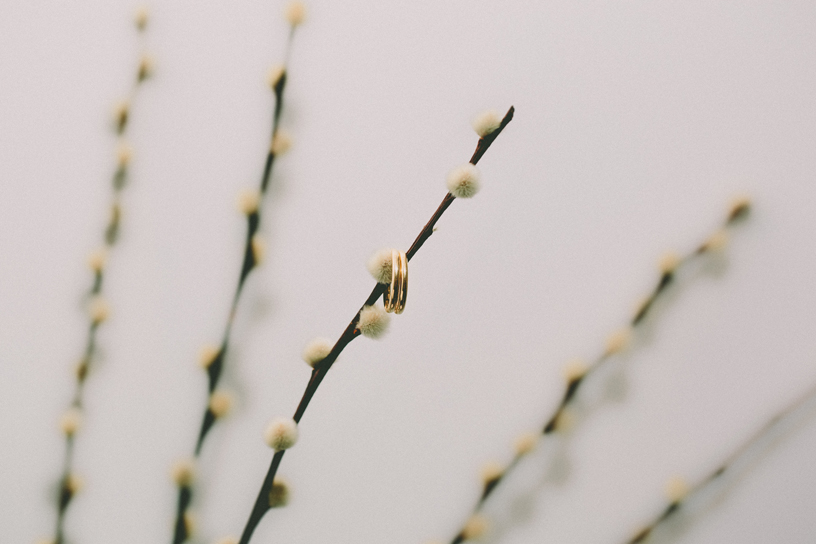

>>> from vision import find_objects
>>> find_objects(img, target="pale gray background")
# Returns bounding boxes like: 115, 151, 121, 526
1, 1, 816, 543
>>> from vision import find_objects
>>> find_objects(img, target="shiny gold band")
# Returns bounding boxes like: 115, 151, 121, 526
383, 249, 408, 314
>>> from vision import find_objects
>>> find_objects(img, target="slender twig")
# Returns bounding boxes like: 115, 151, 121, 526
623, 378, 816, 544
168, 17, 301, 544
235, 106, 515, 544
50, 10, 152, 544
443, 198, 752, 544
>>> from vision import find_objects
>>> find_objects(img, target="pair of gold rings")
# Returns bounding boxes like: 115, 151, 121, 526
383, 249, 408, 314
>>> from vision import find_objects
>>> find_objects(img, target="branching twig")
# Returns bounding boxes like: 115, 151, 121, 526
442, 198, 751, 544
168, 9, 303, 544
235, 106, 515, 544
624, 378, 816, 544
49, 9, 153, 544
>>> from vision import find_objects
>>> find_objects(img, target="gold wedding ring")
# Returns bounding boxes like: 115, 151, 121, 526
383, 249, 408, 314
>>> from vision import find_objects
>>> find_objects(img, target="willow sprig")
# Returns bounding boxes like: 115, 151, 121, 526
168, 5, 304, 544
437, 198, 751, 544
48, 8, 153, 544
229, 106, 515, 544
623, 377, 816, 544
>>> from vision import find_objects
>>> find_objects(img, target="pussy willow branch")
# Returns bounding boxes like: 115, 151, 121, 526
236, 106, 515, 544
51, 16, 151, 544
624, 377, 816, 544
169, 24, 299, 544
445, 200, 751, 544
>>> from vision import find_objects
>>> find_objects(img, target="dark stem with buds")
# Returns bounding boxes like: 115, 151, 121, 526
237, 106, 515, 544
51, 19, 151, 544
170, 26, 298, 544
446, 202, 751, 544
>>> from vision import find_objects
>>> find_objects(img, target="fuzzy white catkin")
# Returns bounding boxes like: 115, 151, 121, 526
268, 65, 285, 89
513, 431, 538, 455
605, 328, 631, 355
462, 515, 489, 540
658, 251, 681, 274
479, 461, 504, 484
704, 229, 729, 252
285, 1, 306, 25
214, 537, 238, 544
209, 391, 233, 418
366, 248, 394, 283
198, 344, 220, 368
265, 417, 299, 451
87, 248, 107, 272
59, 408, 82, 436
664, 476, 690, 503
171, 458, 196, 487
88, 296, 110, 324
271, 130, 292, 155
268, 476, 290, 507
65, 473, 84, 493
471, 110, 502, 137
358, 305, 390, 338
251, 235, 266, 264
113, 100, 129, 125
116, 141, 133, 166
561, 359, 588, 382
237, 189, 261, 215
302, 337, 333, 367
134, 6, 149, 29
446, 163, 481, 198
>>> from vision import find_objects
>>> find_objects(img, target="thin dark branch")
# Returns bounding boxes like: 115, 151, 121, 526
444, 203, 751, 543
622, 378, 816, 544
236, 106, 515, 544
169, 25, 299, 544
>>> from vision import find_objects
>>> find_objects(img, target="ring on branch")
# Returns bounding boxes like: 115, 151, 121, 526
383, 249, 408, 314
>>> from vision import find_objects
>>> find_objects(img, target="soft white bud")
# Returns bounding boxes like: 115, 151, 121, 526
605, 328, 631, 355
134, 6, 149, 30
113, 100, 129, 130
171, 458, 196, 487
284, 1, 306, 26
87, 248, 107, 272
366, 248, 394, 283
446, 163, 481, 199
138, 54, 154, 80
198, 344, 220, 369
703, 229, 729, 252
64, 473, 84, 494
265, 417, 299, 451
479, 461, 504, 484
658, 251, 681, 274
59, 407, 82, 436
472, 110, 502, 137
561, 359, 588, 382
251, 234, 266, 264
268, 65, 285, 89
302, 337, 333, 367
209, 390, 233, 418
462, 514, 489, 540
268, 476, 290, 507
271, 130, 292, 155
664, 476, 690, 503
237, 189, 261, 215
116, 141, 133, 166
88, 296, 110, 324
214, 537, 238, 544
513, 431, 538, 455
357, 305, 390, 339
